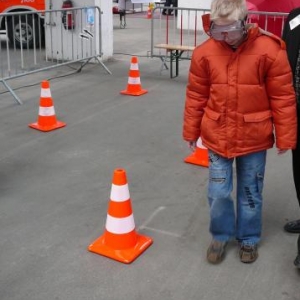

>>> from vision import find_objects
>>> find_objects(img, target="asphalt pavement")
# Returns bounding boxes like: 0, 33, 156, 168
0, 11, 299, 300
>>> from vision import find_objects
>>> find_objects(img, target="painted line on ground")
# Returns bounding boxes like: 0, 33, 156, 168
139, 206, 181, 238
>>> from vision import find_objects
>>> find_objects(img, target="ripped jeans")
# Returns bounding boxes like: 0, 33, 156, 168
208, 150, 266, 245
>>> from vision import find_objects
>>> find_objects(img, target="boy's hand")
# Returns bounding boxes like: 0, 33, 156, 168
277, 149, 288, 155
188, 141, 197, 152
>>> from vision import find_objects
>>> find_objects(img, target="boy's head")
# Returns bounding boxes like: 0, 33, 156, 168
209, 0, 248, 47
210, 0, 248, 22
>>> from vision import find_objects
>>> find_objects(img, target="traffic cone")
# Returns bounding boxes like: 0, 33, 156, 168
120, 56, 148, 96
29, 81, 66, 132
88, 169, 153, 264
184, 137, 209, 167
146, 6, 152, 19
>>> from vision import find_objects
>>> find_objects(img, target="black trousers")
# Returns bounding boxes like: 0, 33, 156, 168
163, 0, 173, 8
162, 0, 177, 15
292, 108, 300, 207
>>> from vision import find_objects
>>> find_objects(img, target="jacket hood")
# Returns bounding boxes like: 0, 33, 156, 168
246, 23, 286, 49
201, 13, 286, 50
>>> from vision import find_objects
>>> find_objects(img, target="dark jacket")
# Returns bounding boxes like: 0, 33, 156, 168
282, 7, 300, 106
282, 8, 300, 81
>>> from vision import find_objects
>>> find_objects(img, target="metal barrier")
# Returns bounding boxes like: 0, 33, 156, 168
112, 0, 145, 28
247, 10, 288, 37
151, 7, 210, 78
0, 6, 111, 105
150, 7, 288, 78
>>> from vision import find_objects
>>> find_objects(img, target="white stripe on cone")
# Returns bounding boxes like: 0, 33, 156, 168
41, 88, 52, 98
130, 63, 139, 70
39, 106, 55, 116
110, 184, 130, 202
106, 214, 135, 234
196, 137, 207, 149
128, 77, 141, 84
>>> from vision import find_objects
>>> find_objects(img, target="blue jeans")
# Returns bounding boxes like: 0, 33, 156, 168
208, 150, 267, 245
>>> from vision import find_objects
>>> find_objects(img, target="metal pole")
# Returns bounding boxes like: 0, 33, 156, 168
1, 80, 23, 105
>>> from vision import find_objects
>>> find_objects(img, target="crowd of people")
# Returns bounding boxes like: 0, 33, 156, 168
183, 0, 300, 266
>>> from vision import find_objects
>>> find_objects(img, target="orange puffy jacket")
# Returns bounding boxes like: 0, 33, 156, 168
183, 24, 297, 158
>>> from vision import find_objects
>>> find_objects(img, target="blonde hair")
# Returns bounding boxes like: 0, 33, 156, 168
210, 0, 248, 21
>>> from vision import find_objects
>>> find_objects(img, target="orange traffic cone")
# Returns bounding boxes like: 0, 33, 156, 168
88, 169, 153, 264
29, 81, 66, 132
184, 137, 209, 167
146, 6, 152, 19
120, 56, 148, 96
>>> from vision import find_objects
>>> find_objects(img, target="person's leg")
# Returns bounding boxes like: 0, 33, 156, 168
236, 150, 267, 263
168, 0, 174, 15
294, 234, 300, 268
167, 0, 174, 15
292, 147, 300, 206
162, 0, 172, 14
208, 151, 235, 241
284, 109, 300, 233
173, 0, 178, 16
206, 151, 235, 264
292, 107, 300, 205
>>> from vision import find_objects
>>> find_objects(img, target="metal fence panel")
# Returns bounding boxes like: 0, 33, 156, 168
151, 7, 210, 59
151, 7, 289, 60
247, 10, 288, 37
0, 6, 110, 104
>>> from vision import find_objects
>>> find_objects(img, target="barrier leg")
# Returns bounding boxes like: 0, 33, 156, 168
1, 80, 23, 105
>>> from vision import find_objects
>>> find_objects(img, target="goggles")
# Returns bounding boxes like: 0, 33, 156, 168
209, 20, 245, 41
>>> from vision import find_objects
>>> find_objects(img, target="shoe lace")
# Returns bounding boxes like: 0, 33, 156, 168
241, 245, 255, 252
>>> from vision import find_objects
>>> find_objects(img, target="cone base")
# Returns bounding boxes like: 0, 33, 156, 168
88, 233, 153, 264
184, 152, 209, 168
120, 89, 148, 96
29, 121, 66, 132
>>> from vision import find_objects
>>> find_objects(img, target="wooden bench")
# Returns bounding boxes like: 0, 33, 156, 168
154, 43, 195, 78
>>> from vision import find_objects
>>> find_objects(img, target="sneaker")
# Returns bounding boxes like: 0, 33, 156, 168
284, 219, 300, 233
239, 244, 258, 263
207, 240, 228, 264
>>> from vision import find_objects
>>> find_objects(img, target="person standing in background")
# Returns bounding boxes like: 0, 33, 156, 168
162, 0, 176, 15
282, 7, 300, 235
183, 0, 297, 264
281, 7, 300, 268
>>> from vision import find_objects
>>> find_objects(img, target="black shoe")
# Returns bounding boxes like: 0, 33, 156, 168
294, 255, 300, 268
284, 219, 300, 233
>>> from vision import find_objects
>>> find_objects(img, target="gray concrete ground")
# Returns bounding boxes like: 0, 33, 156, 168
0, 12, 299, 300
